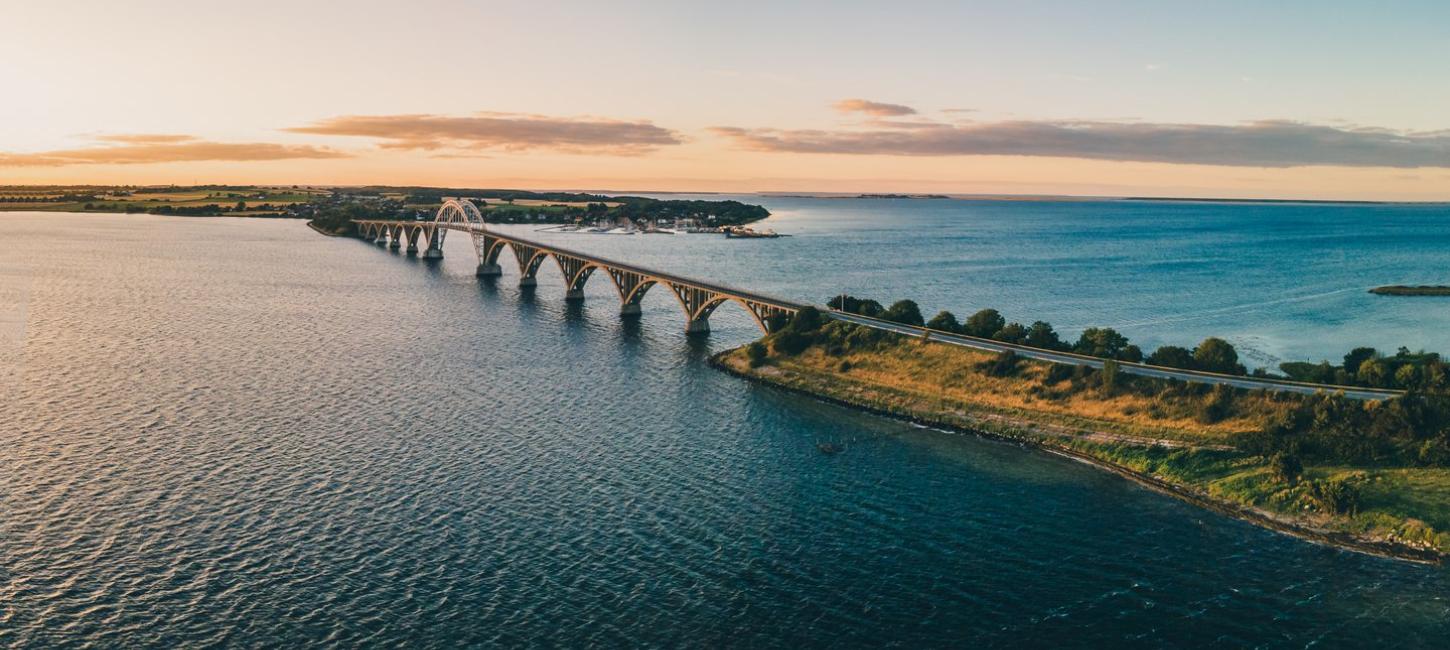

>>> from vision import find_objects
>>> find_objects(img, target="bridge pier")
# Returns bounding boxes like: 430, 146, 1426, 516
518, 277, 537, 288
375, 236, 388, 247
476, 262, 502, 277
423, 246, 443, 259
620, 302, 642, 316
684, 318, 710, 334
389, 238, 401, 250
564, 288, 585, 301
406, 243, 418, 255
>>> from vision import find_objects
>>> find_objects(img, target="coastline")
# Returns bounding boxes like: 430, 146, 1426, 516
709, 348, 1447, 565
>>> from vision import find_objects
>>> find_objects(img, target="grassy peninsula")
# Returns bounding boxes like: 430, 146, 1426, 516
716, 305, 1450, 563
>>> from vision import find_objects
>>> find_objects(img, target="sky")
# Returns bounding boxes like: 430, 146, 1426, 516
2, 0, 1449, 200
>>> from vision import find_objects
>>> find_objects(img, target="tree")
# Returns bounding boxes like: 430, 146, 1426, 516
925, 310, 961, 333
1344, 347, 1378, 375
1024, 321, 1063, 350
1074, 327, 1131, 360
882, 300, 924, 327
994, 322, 1028, 344
235, 200, 247, 212
1148, 345, 1195, 369
964, 309, 1006, 338
1269, 452, 1303, 486
1193, 337, 1244, 375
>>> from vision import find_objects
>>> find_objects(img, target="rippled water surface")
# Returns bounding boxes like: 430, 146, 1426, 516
2, 204, 1449, 648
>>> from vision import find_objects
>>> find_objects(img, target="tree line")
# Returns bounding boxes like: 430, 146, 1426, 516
826, 294, 1447, 391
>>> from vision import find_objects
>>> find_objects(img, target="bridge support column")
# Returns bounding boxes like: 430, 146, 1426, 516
564, 288, 585, 301
620, 302, 642, 316
476, 263, 502, 277
376, 236, 388, 247
423, 246, 443, 259
389, 238, 401, 250
684, 317, 710, 334
406, 243, 418, 255
518, 277, 537, 288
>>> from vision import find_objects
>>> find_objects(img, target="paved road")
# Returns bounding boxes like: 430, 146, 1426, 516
827, 311, 1403, 401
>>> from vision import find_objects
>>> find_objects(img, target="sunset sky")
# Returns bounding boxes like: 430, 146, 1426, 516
3, 1, 1449, 199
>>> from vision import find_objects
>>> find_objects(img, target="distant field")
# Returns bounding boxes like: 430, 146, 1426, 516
0, 187, 325, 215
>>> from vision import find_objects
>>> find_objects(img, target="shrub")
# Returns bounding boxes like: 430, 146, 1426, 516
1197, 384, 1234, 424
1044, 362, 1074, 385
746, 341, 768, 367
1344, 347, 1378, 375
984, 350, 1019, 377
788, 306, 825, 333
1269, 452, 1303, 486
1100, 360, 1120, 396
771, 330, 812, 356
1417, 438, 1450, 466
1308, 476, 1362, 515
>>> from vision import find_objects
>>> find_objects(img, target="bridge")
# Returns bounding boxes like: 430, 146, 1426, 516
349, 199, 1403, 401
353, 199, 802, 334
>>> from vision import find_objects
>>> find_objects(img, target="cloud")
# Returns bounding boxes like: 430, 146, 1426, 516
709, 119, 1450, 168
287, 112, 682, 154
0, 136, 348, 167
92, 133, 199, 144
833, 99, 917, 117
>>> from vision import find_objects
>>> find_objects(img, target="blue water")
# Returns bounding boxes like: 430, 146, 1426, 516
1, 202, 1448, 648
507, 196, 1450, 369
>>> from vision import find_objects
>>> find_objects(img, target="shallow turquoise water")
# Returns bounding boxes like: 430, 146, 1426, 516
2, 205, 1448, 648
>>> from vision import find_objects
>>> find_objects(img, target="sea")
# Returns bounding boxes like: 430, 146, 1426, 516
2, 197, 1448, 647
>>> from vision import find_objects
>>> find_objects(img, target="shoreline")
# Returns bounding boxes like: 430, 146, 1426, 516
709, 349, 1446, 565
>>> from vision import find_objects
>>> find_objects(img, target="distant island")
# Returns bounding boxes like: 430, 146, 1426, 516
1371, 285, 1450, 296
0, 185, 771, 236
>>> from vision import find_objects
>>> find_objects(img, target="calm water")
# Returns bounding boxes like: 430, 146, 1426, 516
2, 202, 1448, 648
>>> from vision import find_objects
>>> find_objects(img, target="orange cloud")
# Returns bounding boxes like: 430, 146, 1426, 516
0, 136, 348, 167
92, 134, 199, 144
833, 99, 917, 117
287, 111, 683, 155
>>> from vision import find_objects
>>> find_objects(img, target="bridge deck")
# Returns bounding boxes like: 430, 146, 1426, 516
365, 220, 807, 312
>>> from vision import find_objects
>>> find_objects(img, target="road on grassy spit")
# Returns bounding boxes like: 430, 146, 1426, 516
826, 311, 1404, 401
